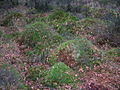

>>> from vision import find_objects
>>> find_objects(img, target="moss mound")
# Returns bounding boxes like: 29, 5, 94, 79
73, 18, 108, 36
27, 62, 75, 88
48, 9, 78, 26
18, 21, 64, 55
45, 62, 75, 87
48, 38, 102, 68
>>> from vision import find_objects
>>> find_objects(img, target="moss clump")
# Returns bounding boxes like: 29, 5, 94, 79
1, 12, 23, 26
27, 63, 75, 88
48, 9, 78, 26
18, 21, 64, 55
48, 38, 102, 68
55, 18, 109, 38
45, 62, 75, 88
72, 18, 108, 36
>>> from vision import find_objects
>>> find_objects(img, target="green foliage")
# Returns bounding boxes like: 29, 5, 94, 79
27, 66, 47, 81
54, 17, 109, 38
19, 21, 64, 55
106, 48, 120, 58
3, 32, 20, 40
73, 18, 108, 36
45, 62, 75, 87
1, 12, 23, 26
56, 22, 75, 36
48, 38, 102, 68
48, 9, 78, 26
0, 64, 27, 90
0, 31, 3, 37
48, 54, 57, 65
27, 14, 48, 24
27, 63, 75, 88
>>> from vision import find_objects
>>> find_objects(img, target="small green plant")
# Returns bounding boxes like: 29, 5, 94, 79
45, 62, 75, 88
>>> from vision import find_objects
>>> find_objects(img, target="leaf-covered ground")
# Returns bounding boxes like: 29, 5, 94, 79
0, 4, 120, 90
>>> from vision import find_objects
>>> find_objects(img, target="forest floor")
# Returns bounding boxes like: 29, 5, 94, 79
0, 5, 120, 90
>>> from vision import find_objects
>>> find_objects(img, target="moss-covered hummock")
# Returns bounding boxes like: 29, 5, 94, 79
45, 62, 75, 88
73, 18, 108, 36
18, 21, 64, 55
48, 38, 102, 68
